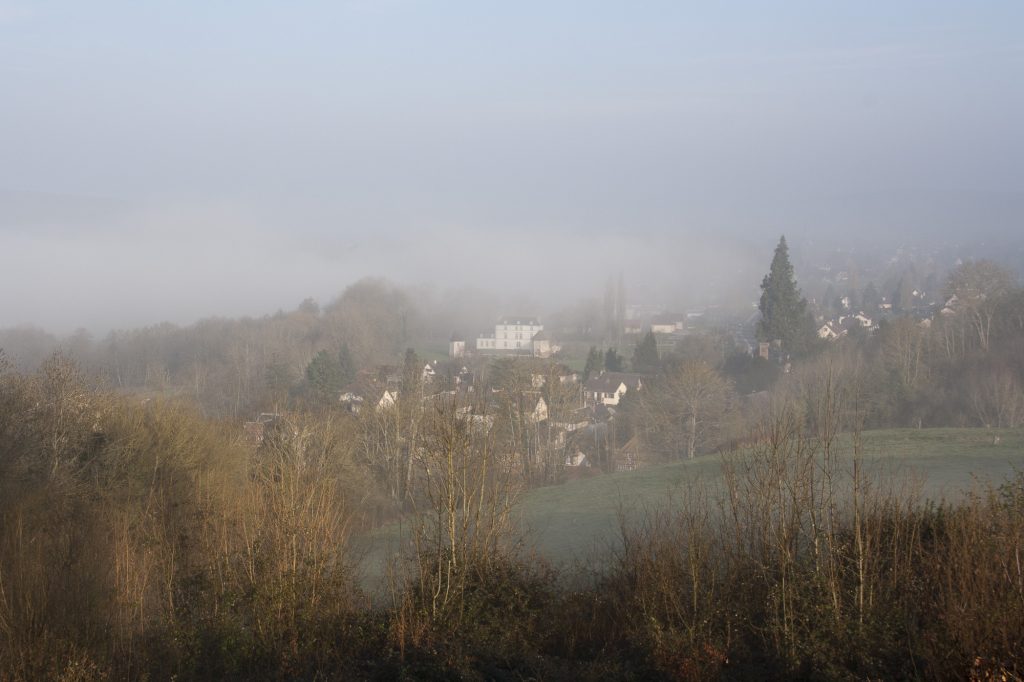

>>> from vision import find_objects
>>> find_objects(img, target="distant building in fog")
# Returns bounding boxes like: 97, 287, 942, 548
476, 317, 553, 357
449, 334, 466, 358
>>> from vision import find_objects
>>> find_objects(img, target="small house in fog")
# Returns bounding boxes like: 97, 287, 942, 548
241, 413, 290, 447
375, 389, 398, 411
616, 434, 651, 472
565, 451, 590, 468
448, 334, 466, 358
339, 386, 398, 413
838, 313, 872, 329
531, 330, 552, 358
422, 362, 437, 381
818, 322, 843, 340
523, 392, 549, 423
338, 391, 365, 412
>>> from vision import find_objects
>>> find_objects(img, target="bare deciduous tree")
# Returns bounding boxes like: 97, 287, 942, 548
967, 367, 1024, 428
945, 260, 1017, 353
639, 360, 733, 459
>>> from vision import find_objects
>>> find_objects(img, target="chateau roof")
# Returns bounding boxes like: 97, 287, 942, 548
499, 316, 540, 326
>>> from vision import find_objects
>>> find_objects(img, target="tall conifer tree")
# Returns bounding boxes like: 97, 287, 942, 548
758, 236, 813, 352
632, 330, 660, 373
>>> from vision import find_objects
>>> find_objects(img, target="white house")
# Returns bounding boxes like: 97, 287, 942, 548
476, 317, 552, 357
376, 389, 398, 410
940, 294, 960, 316
584, 372, 644, 406
817, 323, 842, 340
523, 393, 548, 423
565, 451, 590, 468
339, 387, 397, 413
338, 391, 365, 411
838, 313, 873, 328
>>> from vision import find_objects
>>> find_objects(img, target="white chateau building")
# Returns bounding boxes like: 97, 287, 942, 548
476, 317, 552, 357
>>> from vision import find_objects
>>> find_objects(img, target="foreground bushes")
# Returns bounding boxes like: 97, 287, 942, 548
1, 355, 1022, 680
0, 355, 365, 680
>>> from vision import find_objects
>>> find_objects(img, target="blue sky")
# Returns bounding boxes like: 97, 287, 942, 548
1, 2, 1023, 330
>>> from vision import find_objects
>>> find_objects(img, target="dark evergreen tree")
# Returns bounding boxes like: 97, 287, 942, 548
583, 346, 603, 380
757, 236, 814, 353
305, 349, 344, 402
631, 330, 659, 373
604, 348, 624, 372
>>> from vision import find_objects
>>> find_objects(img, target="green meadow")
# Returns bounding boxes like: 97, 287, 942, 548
360, 428, 1024, 581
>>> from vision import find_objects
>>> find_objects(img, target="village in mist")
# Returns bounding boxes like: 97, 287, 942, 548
2, 2, 1024, 680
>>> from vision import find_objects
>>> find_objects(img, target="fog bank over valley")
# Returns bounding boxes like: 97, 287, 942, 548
3, 2, 1022, 332
3, 187, 1023, 334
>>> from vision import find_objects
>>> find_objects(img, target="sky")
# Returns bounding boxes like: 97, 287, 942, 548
2, 1, 1023, 332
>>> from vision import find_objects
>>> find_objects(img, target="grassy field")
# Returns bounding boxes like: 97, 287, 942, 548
413, 343, 451, 363
517, 427, 1024, 564
357, 427, 1024, 583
